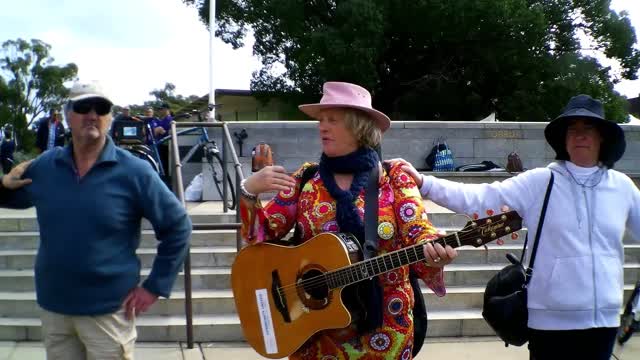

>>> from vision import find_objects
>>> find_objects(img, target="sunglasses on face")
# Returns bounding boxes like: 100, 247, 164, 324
72, 98, 112, 116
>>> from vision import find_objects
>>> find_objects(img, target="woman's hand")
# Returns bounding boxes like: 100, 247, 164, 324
385, 158, 423, 187
423, 242, 457, 268
243, 165, 296, 196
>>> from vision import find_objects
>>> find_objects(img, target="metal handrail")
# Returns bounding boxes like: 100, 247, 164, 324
169, 120, 244, 349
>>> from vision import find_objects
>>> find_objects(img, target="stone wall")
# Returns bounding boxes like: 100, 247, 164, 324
170, 121, 640, 200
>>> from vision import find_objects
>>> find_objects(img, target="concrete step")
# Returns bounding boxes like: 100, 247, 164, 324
1, 285, 636, 318
3, 298, 638, 342
0, 244, 638, 271
0, 230, 240, 250
0, 310, 499, 341
0, 246, 237, 270
0, 263, 637, 292
0, 213, 238, 233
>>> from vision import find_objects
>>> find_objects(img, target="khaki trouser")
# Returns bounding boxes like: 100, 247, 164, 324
40, 307, 137, 360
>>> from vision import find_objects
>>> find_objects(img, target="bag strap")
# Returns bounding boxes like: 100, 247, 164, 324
523, 171, 555, 284
363, 164, 380, 259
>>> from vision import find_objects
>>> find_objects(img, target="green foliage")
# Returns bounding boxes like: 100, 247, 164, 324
113, 82, 205, 120
0, 39, 78, 125
183, 0, 639, 122
12, 149, 38, 166
0, 38, 77, 150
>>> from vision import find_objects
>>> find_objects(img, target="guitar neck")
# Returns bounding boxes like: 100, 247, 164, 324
325, 232, 462, 290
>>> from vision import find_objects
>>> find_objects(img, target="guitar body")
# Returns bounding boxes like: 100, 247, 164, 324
231, 233, 362, 359
231, 211, 523, 359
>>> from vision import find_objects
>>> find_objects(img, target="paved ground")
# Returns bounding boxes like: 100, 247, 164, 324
0, 337, 637, 359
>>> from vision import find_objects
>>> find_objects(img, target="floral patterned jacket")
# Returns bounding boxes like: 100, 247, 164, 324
240, 162, 447, 359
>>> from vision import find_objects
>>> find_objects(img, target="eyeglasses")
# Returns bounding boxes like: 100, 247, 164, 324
71, 98, 112, 116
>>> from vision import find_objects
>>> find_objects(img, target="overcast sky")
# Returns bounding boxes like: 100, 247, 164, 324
0, 0, 638, 107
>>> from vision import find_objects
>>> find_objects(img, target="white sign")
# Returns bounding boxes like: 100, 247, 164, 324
255, 289, 278, 354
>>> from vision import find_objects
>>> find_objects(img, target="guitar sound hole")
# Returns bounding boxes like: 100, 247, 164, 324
301, 269, 329, 300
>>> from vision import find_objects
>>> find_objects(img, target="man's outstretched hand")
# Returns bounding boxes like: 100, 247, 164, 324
1, 160, 33, 190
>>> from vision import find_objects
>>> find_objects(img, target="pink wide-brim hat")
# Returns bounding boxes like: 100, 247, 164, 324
298, 82, 391, 132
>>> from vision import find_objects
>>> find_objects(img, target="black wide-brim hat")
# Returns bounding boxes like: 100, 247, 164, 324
544, 94, 626, 165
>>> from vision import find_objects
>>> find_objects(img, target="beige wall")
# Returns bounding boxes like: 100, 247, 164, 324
215, 94, 300, 121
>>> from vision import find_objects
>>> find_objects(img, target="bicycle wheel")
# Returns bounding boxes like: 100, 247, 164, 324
127, 145, 161, 174
618, 283, 640, 345
207, 151, 236, 210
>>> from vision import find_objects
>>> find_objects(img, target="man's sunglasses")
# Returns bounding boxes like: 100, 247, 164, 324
71, 98, 112, 116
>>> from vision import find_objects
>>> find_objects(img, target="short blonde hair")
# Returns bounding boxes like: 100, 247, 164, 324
343, 108, 382, 148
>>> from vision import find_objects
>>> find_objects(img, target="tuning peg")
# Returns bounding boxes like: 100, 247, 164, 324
472, 213, 479, 220
501, 205, 510, 213
497, 239, 505, 246
486, 209, 494, 216
511, 233, 519, 240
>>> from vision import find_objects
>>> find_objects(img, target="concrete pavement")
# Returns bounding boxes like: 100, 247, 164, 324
0, 337, 638, 359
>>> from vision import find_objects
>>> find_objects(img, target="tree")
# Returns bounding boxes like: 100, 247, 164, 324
183, 0, 639, 122
111, 83, 203, 119
0, 39, 78, 128
149, 82, 177, 103
146, 82, 203, 115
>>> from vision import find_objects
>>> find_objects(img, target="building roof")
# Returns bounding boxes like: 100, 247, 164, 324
215, 89, 252, 97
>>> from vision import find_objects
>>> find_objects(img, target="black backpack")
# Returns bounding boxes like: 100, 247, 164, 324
292, 164, 428, 357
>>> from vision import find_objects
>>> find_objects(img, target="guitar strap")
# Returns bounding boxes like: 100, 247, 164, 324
352, 164, 384, 332
363, 165, 380, 259
291, 163, 383, 332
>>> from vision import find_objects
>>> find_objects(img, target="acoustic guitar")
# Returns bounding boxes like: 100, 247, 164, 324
231, 211, 523, 358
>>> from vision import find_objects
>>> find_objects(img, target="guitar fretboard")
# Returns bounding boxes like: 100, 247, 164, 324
325, 234, 457, 289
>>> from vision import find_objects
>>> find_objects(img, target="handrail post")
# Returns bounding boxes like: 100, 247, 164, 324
221, 124, 228, 213
170, 121, 194, 349
170, 120, 245, 348
235, 169, 242, 252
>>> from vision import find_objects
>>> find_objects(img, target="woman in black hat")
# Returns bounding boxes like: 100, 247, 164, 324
393, 94, 640, 359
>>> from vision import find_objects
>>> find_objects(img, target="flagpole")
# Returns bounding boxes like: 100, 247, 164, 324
209, 0, 216, 121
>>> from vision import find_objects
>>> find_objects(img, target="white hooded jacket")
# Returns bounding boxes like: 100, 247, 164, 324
420, 161, 640, 330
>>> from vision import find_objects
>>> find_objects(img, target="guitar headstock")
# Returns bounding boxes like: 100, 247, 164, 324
458, 210, 523, 248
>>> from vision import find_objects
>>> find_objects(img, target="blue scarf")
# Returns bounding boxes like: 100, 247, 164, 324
319, 147, 379, 243
319, 146, 383, 332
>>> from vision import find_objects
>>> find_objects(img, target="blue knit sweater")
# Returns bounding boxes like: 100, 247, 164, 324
0, 137, 192, 315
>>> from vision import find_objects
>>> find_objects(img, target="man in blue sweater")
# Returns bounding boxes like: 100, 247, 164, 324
0, 81, 192, 359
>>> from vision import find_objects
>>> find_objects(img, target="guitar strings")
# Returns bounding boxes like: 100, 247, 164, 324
275, 216, 515, 296
275, 217, 512, 296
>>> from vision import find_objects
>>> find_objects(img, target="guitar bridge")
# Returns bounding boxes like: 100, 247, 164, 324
271, 270, 291, 323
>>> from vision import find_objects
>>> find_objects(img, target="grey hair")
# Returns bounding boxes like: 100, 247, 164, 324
342, 108, 383, 148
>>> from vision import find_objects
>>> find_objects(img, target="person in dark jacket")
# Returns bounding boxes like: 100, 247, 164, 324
35, 109, 66, 153
0, 129, 15, 174
0, 81, 192, 359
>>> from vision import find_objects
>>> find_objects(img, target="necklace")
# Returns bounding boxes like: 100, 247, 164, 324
565, 165, 604, 188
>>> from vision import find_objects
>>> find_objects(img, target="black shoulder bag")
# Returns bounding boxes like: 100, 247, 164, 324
482, 172, 554, 346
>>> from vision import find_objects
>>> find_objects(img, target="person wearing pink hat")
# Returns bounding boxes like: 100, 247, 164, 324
239, 82, 457, 359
